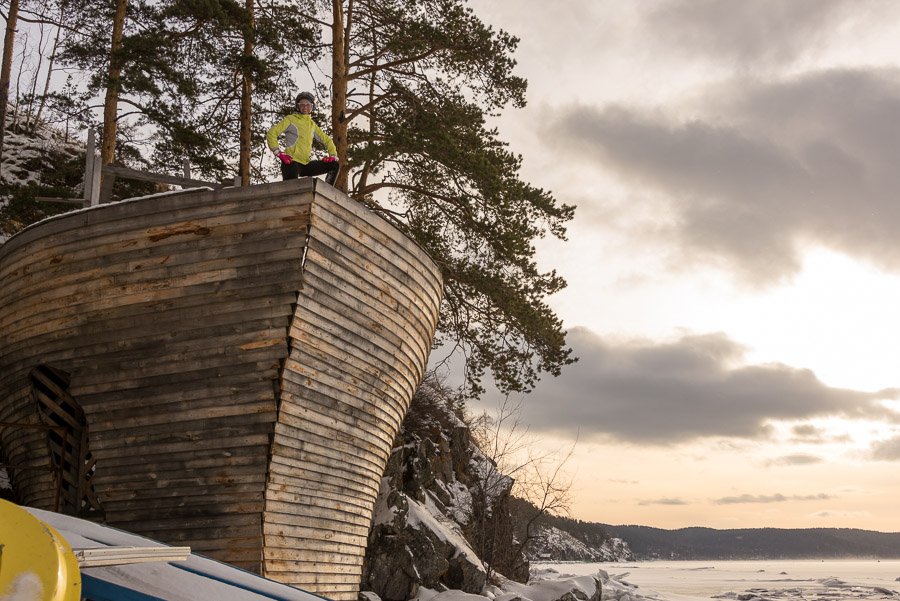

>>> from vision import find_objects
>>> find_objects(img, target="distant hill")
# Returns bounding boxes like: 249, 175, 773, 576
600, 524, 900, 559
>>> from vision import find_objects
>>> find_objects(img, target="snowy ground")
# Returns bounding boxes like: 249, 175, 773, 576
532, 561, 900, 601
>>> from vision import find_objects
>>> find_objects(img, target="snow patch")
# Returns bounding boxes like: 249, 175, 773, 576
372, 477, 399, 527
409, 489, 476, 562
1, 571, 44, 601
499, 575, 600, 601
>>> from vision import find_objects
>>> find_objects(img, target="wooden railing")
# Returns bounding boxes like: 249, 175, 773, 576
38, 130, 231, 207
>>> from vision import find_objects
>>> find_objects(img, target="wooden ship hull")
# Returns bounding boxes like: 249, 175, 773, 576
0, 179, 443, 600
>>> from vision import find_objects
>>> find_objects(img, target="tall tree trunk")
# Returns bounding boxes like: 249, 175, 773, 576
238, 0, 253, 186
331, 0, 351, 191
32, 10, 63, 133
101, 0, 127, 166
24, 21, 48, 133
0, 0, 21, 164
355, 24, 377, 197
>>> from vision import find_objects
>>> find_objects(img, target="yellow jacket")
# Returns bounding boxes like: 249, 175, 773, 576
266, 113, 337, 165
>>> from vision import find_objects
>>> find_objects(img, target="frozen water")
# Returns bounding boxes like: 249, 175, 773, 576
532, 560, 900, 601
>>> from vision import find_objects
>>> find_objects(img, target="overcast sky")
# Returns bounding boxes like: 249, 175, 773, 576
462, 0, 900, 531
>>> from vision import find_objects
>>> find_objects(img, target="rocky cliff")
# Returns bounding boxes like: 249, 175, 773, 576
360, 377, 630, 601
361, 379, 525, 601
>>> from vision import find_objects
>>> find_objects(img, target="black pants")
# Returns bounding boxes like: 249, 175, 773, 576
281, 159, 340, 185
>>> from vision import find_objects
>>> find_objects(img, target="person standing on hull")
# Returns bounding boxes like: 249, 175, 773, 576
266, 91, 340, 185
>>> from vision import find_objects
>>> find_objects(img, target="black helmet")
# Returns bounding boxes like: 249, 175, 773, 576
295, 92, 315, 108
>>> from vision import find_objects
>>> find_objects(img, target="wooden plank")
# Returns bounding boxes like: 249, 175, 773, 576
263, 485, 373, 515
281, 354, 404, 433
102, 495, 265, 515
262, 510, 370, 538
301, 262, 432, 360
107, 510, 261, 533
89, 447, 269, 476
1, 220, 309, 305
32, 390, 82, 431
96, 484, 267, 505
304, 239, 439, 342
83, 130, 95, 202
279, 367, 398, 442
151, 530, 262, 546
98, 472, 266, 493
308, 197, 442, 309
267, 446, 384, 492
0, 180, 312, 260
267, 455, 379, 498
270, 420, 389, 475
264, 488, 373, 517
76, 374, 276, 416
120, 523, 263, 542
298, 267, 431, 378
90, 398, 276, 434
71, 358, 280, 398
97, 451, 267, 479
262, 571, 363, 586
35, 196, 84, 205
0, 284, 299, 364
0, 197, 310, 295
4, 307, 293, 380
69, 335, 287, 388
89, 414, 275, 447
0, 252, 303, 332
263, 560, 362, 575
288, 302, 419, 400
65, 325, 288, 380
310, 185, 439, 280
0, 240, 303, 324
88, 155, 102, 206
89, 431, 271, 456
265, 463, 378, 501
79, 380, 276, 418
275, 395, 393, 462
101, 163, 224, 189
262, 533, 365, 555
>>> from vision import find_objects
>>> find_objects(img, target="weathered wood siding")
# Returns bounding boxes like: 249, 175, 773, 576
0, 179, 443, 599
263, 185, 442, 599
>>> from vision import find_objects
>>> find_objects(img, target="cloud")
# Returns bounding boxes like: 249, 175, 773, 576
790, 424, 826, 442
523, 327, 899, 444
644, 0, 868, 68
788, 424, 851, 445
715, 493, 831, 505
808, 510, 872, 519
765, 454, 825, 467
638, 497, 688, 506
869, 435, 900, 461
549, 68, 900, 284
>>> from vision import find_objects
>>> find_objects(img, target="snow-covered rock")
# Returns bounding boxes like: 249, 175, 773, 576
1, 103, 85, 188
526, 527, 633, 562
493, 574, 601, 601
525, 525, 633, 563
361, 382, 528, 600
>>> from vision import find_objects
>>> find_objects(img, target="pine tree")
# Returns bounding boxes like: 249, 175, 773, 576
53, 0, 319, 181
0, 0, 22, 161
313, 0, 576, 398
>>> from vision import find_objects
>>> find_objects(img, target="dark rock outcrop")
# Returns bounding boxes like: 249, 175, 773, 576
361, 385, 523, 601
